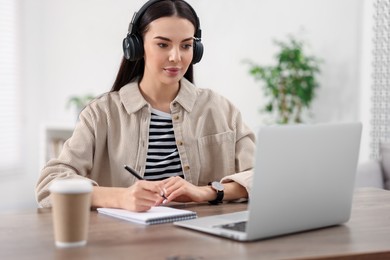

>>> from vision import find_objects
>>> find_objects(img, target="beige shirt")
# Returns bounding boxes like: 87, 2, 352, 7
36, 78, 255, 207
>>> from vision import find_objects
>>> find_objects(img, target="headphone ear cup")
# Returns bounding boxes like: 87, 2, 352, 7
122, 34, 144, 61
123, 36, 131, 60
192, 39, 204, 64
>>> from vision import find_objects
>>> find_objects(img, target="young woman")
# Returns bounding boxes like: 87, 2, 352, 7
36, 0, 255, 212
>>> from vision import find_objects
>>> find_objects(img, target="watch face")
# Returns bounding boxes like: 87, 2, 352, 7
212, 181, 224, 191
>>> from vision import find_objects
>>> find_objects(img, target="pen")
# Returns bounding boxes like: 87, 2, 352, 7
124, 164, 143, 180
124, 164, 168, 200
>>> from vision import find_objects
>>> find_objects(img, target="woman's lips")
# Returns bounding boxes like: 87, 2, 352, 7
164, 67, 180, 76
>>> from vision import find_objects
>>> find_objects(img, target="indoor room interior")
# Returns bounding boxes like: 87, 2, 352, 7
2, 0, 390, 259
0, 0, 387, 214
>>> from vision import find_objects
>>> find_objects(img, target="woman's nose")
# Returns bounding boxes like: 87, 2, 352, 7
169, 47, 181, 62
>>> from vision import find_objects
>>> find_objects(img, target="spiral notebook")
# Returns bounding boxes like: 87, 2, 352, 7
97, 206, 197, 225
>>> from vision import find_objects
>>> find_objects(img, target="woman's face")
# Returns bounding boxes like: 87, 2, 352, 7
142, 16, 195, 87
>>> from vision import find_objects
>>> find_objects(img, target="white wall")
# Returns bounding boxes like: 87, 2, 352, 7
193, 0, 366, 151
37, 0, 365, 127
0, 0, 368, 212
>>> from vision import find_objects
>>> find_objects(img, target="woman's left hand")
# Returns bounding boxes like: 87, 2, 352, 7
161, 176, 211, 203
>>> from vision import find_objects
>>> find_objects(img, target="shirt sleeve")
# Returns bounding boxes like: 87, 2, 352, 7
35, 106, 99, 208
220, 110, 256, 197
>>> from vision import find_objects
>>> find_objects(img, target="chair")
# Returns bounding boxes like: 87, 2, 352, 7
355, 142, 390, 190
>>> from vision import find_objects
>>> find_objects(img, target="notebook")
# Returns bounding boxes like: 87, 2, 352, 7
174, 122, 362, 241
97, 206, 197, 225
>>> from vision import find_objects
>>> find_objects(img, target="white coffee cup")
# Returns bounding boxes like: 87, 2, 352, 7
49, 179, 92, 248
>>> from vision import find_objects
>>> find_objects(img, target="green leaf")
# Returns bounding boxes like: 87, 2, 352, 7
245, 35, 322, 124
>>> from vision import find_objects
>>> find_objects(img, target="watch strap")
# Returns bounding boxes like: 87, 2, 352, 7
208, 182, 224, 205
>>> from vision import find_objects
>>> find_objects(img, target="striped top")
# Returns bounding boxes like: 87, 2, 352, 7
143, 109, 184, 181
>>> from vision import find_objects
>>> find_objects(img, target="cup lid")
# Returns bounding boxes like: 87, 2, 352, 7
49, 179, 92, 194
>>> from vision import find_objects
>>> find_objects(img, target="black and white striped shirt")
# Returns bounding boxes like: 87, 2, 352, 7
144, 109, 184, 181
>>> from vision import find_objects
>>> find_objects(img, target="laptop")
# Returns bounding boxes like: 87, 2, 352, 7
174, 122, 362, 241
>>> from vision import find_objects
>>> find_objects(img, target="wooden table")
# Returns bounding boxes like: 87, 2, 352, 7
1, 188, 390, 259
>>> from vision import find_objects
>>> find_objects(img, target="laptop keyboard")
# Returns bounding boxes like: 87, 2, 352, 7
218, 221, 247, 232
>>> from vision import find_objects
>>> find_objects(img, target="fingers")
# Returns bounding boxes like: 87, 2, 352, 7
123, 181, 165, 211
140, 180, 168, 198
123, 178, 196, 211
161, 177, 181, 198
162, 176, 197, 203
162, 176, 183, 190
141, 181, 169, 205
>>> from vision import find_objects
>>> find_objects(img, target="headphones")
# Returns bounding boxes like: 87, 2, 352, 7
122, 0, 203, 64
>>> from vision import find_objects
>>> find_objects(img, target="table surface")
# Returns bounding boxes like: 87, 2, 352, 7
1, 188, 390, 260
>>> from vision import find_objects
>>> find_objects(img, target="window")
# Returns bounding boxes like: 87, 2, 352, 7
0, 0, 21, 175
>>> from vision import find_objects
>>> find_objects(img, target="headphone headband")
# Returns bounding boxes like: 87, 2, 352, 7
128, 0, 202, 39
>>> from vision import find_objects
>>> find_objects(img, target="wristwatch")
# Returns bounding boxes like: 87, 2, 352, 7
208, 181, 224, 205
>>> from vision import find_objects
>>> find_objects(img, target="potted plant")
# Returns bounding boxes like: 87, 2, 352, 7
246, 36, 322, 124
66, 94, 95, 118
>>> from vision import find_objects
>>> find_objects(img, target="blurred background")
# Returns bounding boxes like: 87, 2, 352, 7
0, 0, 375, 212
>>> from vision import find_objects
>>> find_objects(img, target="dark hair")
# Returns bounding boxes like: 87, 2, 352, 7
110, 0, 198, 92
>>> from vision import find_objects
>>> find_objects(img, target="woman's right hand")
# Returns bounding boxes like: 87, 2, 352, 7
91, 181, 166, 212
119, 180, 165, 212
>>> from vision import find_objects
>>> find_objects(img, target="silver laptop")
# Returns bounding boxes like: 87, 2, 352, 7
174, 122, 362, 241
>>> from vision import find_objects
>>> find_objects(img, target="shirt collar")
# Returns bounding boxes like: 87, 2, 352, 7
119, 81, 149, 114
119, 78, 197, 114
173, 78, 197, 113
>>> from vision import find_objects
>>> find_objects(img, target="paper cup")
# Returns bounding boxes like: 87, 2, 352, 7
49, 179, 92, 248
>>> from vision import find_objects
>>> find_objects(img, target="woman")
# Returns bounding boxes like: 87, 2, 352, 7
35, 0, 255, 212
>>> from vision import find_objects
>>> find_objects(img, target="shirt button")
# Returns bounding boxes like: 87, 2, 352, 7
173, 102, 177, 107
177, 141, 183, 146
174, 115, 179, 120
184, 165, 190, 171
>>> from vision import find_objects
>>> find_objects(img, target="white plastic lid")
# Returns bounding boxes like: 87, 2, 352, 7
49, 179, 92, 194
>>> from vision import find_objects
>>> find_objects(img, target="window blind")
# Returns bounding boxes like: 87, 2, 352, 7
0, 0, 21, 175
370, 0, 390, 159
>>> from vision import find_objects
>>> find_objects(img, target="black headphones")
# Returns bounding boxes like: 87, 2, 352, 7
122, 0, 203, 64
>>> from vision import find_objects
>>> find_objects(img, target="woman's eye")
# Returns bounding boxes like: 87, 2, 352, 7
182, 44, 192, 49
158, 43, 168, 48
